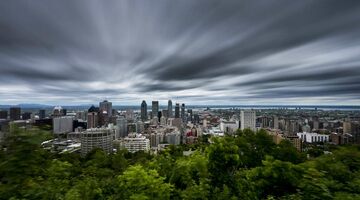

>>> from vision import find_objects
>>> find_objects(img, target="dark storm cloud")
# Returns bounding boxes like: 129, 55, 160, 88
0, 0, 360, 104
136, 83, 197, 92
237, 65, 360, 87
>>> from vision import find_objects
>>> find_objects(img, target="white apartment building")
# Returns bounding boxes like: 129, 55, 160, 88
297, 132, 329, 143
241, 110, 256, 131
123, 135, 150, 153
220, 119, 239, 133
53, 116, 74, 134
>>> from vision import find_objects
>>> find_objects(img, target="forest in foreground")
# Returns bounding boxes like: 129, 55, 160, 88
1, 127, 360, 200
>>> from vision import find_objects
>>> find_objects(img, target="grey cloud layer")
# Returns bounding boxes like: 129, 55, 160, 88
0, 0, 360, 105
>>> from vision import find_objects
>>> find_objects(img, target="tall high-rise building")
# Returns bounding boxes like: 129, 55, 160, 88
166, 131, 181, 145
157, 111, 162, 120
141, 100, 147, 121
168, 100, 173, 118
75, 111, 86, 121
151, 101, 159, 119
21, 112, 32, 120
136, 121, 145, 133
343, 121, 352, 134
39, 109, 46, 119
53, 106, 64, 117
181, 103, 185, 122
162, 109, 169, 119
241, 110, 256, 131
194, 114, 200, 124
116, 116, 128, 138
312, 116, 319, 130
187, 109, 193, 122
81, 128, 113, 156
175, 103, 180, 118
0, 110, 8, 119
10, 107, 21, 120
99, 100, 112, 117
53, 116, 74, 134
87, 105, 99, 129
273, 116, 279, 129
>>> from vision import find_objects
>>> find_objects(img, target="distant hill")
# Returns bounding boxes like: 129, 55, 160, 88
0, 104, 52, 109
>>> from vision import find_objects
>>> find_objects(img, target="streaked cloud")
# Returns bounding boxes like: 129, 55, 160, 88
0, 0, 359, 105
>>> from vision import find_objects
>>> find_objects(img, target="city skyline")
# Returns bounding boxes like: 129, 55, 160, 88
1, 1, 360, 105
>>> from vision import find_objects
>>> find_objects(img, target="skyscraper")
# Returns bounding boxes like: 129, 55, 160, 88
87, 105, 99, 129
152, 101, 159, 119
99, 100, 112, 117
141, 100, 147, 121
273, 116, 279, 129
157, 111, 162, 121
53, 116, 74, 134
181, 103, 185, 122
9, 107, 21, 120
136, 121, 145, 133
168, 100, 173, 118
53, 106, 64, 117
21, 112, 32, 120
187, 109, 193, 122
0, 110, 8, 119
162, 109, 169, 118
175, 103, 180, 118
116, 116, 128, 138
312, 116, 319, 130
241, 110, 256, 131
39, 109, 46, 119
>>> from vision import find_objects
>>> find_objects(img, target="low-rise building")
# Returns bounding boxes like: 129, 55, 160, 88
206, 127, 224, 136
123, 135, 150, 153
220, 119, 239, 134
330, 132, 353, 145
297, 132, 329, 143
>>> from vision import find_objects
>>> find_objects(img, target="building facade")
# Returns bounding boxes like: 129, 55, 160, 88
151, 101, 159, 119
53, 116, 74, 134
81, 128, 113, 156
241, 110, 256, 131
116, 116, 128, 138
39, 109, 46, 119
175, 103, 180, 118
297, 132, 329, 143
10, 107, 21, 120
181, 103, 186, 123
168, 100, 173, 118
99, 100, 112, 118
87, 105, 99, 129
0, 110, 8, 119
123, 135, 150, 153
141, 100, 147, 121
220, 120, 239, 134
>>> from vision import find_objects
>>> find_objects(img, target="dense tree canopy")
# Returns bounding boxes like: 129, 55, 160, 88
1, 127, 360, 199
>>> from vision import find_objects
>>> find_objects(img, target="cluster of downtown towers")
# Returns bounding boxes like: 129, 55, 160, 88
141, 100, 186, 122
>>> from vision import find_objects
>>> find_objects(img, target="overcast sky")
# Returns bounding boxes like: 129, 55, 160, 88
0, 0, 360, 105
